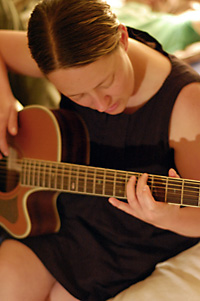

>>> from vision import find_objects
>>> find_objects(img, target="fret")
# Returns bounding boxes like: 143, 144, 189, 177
37, 160, 42, 186
39, 161, 43, 187
104, 170, 114, 196
69, 164, 74, 191
55, 164, 58, 189
115, 171, 126, 198
124, 172, 129, 198
26, 159, 31, 186
20, 159, 26, 185
35, 160, 41, 187
40, 161, 46, 188
30, 160, 36, 186
92, 168, 96, 194
47, 162, 52, 189
24, 159, 29, 185
165, 176, 168, 203
166, 178, 182, 205
70, 165, 78, 191
56, 163, 63, 190
43, 161, 50, 188
62, 164, 70, 191
75, 165, 80, 192
147, 175, 152, 192
182, 180, 199, 207
152, 176, 166, 203
95, 168, 104, 195
113, 170, 117, 197
85, 167, 94, 193
181, 179, 184, 205
83, 166, 88, 193
50, 163, 56, 189
150, 175, 154, 194
102, 169, 106, 196
77, 166, 85, 193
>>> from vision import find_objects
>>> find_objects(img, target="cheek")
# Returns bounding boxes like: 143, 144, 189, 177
114, 66, 133, 95
112, 77, 128, 96
71, 96, 94, 109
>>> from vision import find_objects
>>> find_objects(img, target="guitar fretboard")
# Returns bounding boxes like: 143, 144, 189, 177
18, 158, 200, 207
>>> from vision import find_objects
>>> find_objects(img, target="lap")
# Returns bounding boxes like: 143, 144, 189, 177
0, 239, 79, 301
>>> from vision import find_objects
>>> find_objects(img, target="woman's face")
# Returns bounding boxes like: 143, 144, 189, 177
48, 39, 135, 115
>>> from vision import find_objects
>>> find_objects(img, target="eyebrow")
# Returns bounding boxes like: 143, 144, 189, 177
68, 74, 112, 98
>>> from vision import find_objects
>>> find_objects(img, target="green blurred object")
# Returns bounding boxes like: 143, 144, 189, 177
114, 2, 200, 54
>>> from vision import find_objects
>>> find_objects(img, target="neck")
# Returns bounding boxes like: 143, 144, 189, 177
126, 38, 171, 111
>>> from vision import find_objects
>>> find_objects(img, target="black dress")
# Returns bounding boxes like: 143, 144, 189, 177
19, 28, 200, 300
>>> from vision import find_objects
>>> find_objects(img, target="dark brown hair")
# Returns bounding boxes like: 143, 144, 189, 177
28, 0, 121, 74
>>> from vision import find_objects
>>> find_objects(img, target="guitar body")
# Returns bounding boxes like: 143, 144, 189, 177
0, 105, 89, 238
2, 106, 199, 239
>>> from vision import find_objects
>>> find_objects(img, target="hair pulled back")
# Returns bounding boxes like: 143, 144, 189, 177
28, 0, 120, 74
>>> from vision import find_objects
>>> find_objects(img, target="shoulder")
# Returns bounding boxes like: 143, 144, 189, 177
169, 82, 200, 179
169, 82, 200, 142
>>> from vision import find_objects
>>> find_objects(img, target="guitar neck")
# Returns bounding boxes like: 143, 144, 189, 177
20, 158, 200, 207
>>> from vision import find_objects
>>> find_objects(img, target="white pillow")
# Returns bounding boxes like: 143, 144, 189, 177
108, 242, 200, 301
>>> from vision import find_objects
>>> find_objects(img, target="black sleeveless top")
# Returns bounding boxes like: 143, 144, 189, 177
21, 28, 200, 300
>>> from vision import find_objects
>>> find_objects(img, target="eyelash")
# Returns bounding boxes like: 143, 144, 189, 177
71, 75, 114, 101
101, 76, 114, 89
73, 94, 84, 101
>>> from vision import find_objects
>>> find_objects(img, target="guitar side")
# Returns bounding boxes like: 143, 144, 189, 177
0, 105, 89, 238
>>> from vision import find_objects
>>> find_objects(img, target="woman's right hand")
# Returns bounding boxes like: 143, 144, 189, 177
0, 97, 19, 158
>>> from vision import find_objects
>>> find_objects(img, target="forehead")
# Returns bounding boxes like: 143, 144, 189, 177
47, 48, 119, 95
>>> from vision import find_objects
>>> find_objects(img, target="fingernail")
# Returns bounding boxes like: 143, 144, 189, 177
4, 151, 8, 156
11, 127, 17, 135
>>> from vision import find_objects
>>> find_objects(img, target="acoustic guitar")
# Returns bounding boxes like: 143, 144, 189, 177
0, 105, 200, 239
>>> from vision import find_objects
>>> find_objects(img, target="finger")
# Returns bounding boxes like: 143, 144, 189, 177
136, 173, 158, 210
168, 168, 180, 178
126, 175, 137, 202
0, 124, 9, 156
7, 106, 18, 136
108, 197, 134, 216
141, 184, 156, 209
126, 175, 143, 211
136, 173, 149, 200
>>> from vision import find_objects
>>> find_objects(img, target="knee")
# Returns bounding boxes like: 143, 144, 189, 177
0, 251, 22, 298
0, 240, 34, 296
0, 241, 23, 283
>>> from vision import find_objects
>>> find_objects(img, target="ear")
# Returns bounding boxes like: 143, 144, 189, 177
118, 24, 129, 51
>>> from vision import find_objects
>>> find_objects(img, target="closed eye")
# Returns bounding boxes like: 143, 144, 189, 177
71, 93, 85, 102
100, 74, 114, 89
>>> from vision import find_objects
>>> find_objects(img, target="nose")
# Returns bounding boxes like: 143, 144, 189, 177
92, 91, 111, 112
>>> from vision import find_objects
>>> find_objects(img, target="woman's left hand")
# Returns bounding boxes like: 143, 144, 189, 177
108, 169, 180, 229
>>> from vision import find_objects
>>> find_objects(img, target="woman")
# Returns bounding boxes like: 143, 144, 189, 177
0, 0, 200, 300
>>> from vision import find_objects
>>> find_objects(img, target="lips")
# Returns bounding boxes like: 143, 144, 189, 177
105, 102, 119, 114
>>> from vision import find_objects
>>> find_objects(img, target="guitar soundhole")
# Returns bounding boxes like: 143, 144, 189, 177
0, 148, 20, 193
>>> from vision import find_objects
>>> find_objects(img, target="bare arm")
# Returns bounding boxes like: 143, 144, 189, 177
109, 82, 200, 237
0, 30, 43, 77
0, 30, 44, 157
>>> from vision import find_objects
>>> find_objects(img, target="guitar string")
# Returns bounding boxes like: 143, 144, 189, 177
0, 175, 198, 202
0, 162, 192, 189
0, 158, 198, 191
0, 157, 193, 184
0, 161, 199, 198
